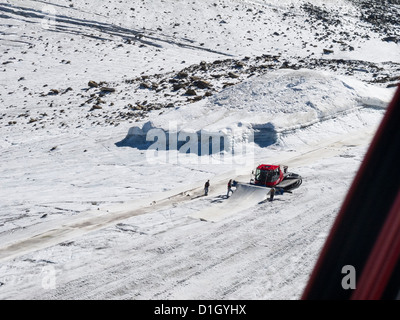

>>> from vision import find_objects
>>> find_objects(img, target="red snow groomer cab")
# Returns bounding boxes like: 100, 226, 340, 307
251, 164, 302, 191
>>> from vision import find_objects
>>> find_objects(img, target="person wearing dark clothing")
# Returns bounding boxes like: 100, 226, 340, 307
204, 180, 210, 196
227, 179, 234, 198
268, 187, 276, 201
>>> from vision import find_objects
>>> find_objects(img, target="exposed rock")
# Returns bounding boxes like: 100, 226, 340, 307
193, 80, 211, 89
173, 83, 187, 91
223, 82, 235, 88
177, 71, 189, 78
90, 105, 103, 111
323, 49, 334, 55
133, 104, 145, 110
48, 89, 59, 95
235, 61, 246, 68
382, 36, 398, 43
140, 82, 152, 89
100, 87, 116, 93
192, 96, 203, 101
185, 89, 197, 96
88, 81, 99, 88
227, 72, 240, 78
60, 87, 73, 95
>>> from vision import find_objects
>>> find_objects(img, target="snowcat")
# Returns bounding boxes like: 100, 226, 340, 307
250, 164, 302, 191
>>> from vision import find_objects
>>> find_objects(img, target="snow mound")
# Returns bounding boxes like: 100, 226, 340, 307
208, 69, 393, 132
117, 69, 394, 150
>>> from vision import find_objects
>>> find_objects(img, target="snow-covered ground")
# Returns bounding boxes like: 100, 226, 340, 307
0, 0, 399, 300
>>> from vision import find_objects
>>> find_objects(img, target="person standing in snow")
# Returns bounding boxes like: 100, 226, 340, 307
268, 187, 276, 202
204, 180, 210, 196
227, 179, 233, 198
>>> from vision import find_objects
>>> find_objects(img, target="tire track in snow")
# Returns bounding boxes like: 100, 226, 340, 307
0, 3, 232, 56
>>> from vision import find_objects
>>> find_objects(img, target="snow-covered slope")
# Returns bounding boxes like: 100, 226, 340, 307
0, 0, 399, 300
